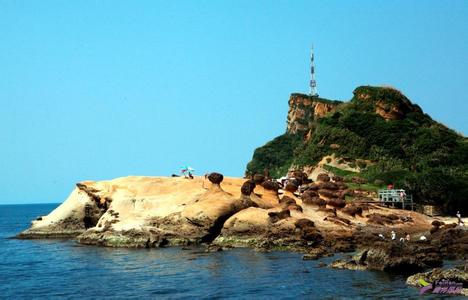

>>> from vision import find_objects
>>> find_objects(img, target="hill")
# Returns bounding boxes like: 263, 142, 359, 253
246, 86, 468, 212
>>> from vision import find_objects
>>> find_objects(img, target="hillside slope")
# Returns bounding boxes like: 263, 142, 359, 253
246, 86, 468, 212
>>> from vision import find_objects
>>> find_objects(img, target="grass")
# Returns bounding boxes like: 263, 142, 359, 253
322, 165, 357, 178
346, 182, 384, 193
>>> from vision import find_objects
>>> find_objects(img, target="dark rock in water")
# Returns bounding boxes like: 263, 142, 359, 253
317, 173, 330, 182
241, 180, 256, 196
316, 262, 327, 268
430, 227, 468, 259
330, 259, 367, 271
268, 209, 291, 223
208, 172, 224, 184
331, 241, 443, 272
262, 180, 279, 192
406, 266, 468, 296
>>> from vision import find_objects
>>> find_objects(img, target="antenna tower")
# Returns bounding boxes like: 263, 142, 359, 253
309, 46, 318, 97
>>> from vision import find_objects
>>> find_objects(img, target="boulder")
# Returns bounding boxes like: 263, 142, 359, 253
253, 174, 265, 184
302, 196, 326, 207
241, 180, 256, 196
208, 172, 224, 184
316, 173, 330, 182
342, 206, 363, 217
268, 209, 291, 223
285, 182, 298, 193
331, 242, 443, 272
262, 180, 279, 192
326, 199, 346, 209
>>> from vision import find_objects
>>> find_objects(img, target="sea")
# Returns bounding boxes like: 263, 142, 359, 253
0, 203, 463, 299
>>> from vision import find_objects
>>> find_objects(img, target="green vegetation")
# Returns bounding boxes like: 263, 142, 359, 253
246, 86, 468, 213
246, 133, 302, 178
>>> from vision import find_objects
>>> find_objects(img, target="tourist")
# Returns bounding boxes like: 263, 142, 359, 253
405, 233, 411, 241
419, 235, 427, 241
456, 211, 465, 226
391, 230, 396, 240
387, 184, 394, 190
378, 233, 385, 240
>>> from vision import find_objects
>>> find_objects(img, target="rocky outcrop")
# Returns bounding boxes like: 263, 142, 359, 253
330, 241, 443, 272
406, 265, 468, 296
17, 187, 105, 238
353, 86, 423, 121
286, 93, 341, 134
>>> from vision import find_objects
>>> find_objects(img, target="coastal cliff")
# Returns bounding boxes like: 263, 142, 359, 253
247, 86, 468, 213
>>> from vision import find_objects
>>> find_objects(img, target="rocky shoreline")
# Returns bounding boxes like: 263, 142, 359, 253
16, 173, 467, 294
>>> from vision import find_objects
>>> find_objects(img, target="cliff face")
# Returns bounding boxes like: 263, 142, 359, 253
286, 93, 341, 134
353, 86, 423, 120
246, 86, 468, 212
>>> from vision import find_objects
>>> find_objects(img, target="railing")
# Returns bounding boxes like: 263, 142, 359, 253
378, 189, 413, 210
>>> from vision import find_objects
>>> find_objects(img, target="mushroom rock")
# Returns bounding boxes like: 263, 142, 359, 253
249, 180, 280, 209
239, 180, 258, 209
301, 190, 318, 199
253, 174, 266, 185
303, 196, 326, 207
268, 209, 291, 223
342, 205, 363, 217
279, 196, 297, 207
326, 199, 346, 209
318, 189, 339, 199
332, 176, 344, 182
320, 182, 339, 190
262, 180, 279, 192
241, 180, 256, 196
316, 173, 330, 183
285, 182, 298, 193
208, 172, 224, 184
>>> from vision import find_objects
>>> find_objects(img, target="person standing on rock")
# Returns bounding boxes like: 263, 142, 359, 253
456, 211, 465, 226
391, 230, 396, 240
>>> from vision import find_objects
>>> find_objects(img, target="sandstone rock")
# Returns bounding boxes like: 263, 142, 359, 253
279, 196, 296, 206
253, 174, 265, 184
318, 189, 339, 199
431, 220, 444, 227
208, 172, 224, 184
268, 209, 291, 223
320, 182, 339, 190
241, 180, 256, 196
342, 206, 363, 218
332, 176, 344, 182
285, 182, 298, 193
326, 199, 346, 209
316, 173, 330, 183
262, 180, 279, 192
406, 266, 468, 296
332, 242, 442, 272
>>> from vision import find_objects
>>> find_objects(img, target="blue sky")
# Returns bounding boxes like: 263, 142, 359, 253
0, 1, 467, 204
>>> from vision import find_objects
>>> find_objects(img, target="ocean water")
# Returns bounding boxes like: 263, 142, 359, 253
0, 204, 461, 299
